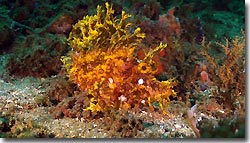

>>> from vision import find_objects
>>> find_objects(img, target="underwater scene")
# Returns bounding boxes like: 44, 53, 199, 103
0, 0, 245, 138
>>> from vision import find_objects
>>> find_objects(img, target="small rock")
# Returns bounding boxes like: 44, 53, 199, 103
174, 124, 182, 129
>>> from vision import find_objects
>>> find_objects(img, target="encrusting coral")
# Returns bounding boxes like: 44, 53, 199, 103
61, 2, 177, 114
